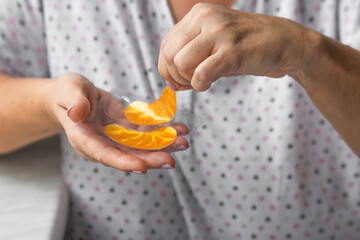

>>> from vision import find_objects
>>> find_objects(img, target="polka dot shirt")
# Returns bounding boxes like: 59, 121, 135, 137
0, 0, 359, 239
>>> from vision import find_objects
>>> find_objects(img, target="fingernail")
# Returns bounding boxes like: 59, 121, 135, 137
166, 81, 177, 91
161, 164, 174, 169
132, 170, 145, 175
177, 145, 189, 151
67, 105, 75, 117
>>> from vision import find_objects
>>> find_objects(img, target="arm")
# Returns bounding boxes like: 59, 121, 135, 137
0, 74, 60, 154
159, 3, 360, 156
290, 33, 360, 156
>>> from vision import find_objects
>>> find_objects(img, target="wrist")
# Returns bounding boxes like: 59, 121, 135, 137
42, 78, 63, 131
288, 26, 324, 87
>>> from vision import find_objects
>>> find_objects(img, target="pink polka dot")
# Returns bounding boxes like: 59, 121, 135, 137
351, 210, 358, 217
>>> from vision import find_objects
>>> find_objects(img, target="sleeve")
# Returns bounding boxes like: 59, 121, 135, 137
339, 0, 360, 50
0, 0, 49, 77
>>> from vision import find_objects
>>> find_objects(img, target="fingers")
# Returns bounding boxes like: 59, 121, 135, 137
167, 122, 190, 136
129, 150, 177, 169
160, 18, 201, 66
166, 59, 191, 86
174, 34, 213, 80
158, 48, 187, 89
161, 135, 189, 152
70, 127, 180, 173
99, 147, 148, 173
158, 54, 193, 91
158, 14, 202, 89
158, 3, 243, 92
76, 132, 149, 173
191, 51, 230, 91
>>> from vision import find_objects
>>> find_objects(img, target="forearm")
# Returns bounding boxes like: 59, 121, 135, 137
0, 74, 62, 154
290, 30, 360, 156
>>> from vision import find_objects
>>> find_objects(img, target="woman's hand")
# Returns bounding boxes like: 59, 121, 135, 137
48, 73, 189, 174
160, 2, 360, 156
159, 3, 310, 91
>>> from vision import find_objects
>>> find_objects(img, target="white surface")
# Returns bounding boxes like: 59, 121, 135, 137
0, 136, 68, 240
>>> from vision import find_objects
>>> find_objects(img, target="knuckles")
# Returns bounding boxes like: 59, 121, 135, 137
209, 22, 229, 36
191, 3, 215, 20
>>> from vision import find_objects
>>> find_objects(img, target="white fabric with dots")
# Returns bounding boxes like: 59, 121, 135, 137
0, 0, 359, 239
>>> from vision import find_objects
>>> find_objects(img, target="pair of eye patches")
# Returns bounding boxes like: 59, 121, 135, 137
104, 87, 178, 150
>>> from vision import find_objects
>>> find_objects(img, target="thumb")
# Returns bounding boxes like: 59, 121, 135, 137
56, 74, 97, 123
66, 97, 91, 123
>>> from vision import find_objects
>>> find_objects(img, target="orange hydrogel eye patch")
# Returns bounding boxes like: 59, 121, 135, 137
124, 86, 176, 125
104, 124, 177, 150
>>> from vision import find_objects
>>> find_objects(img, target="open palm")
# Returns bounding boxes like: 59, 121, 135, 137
52, 73, 189, 174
